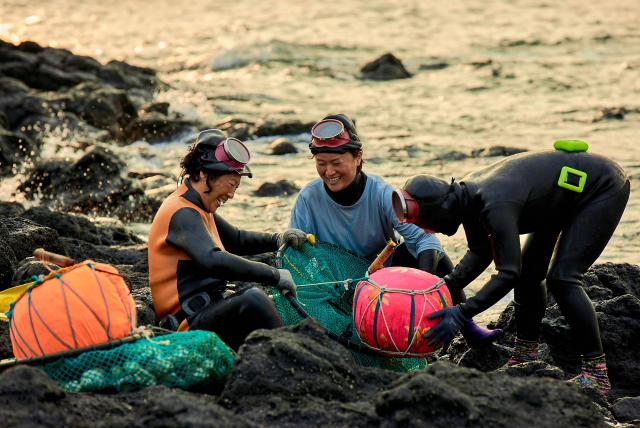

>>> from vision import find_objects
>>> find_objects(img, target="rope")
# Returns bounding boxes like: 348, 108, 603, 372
89, 263, 113, 342
8, 261, 133, 360
353, 277, 446, 358
0, 326, 169, 371
293, 277, 367, 289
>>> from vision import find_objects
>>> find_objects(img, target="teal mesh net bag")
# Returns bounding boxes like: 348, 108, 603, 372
273, 241, 427, 371
26, 329, 235, 393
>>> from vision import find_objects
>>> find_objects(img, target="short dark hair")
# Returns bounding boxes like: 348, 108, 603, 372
180, 143, 227, 194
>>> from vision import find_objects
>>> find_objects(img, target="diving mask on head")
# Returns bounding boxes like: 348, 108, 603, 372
308, 115, 362, 154
195, 129, 253, 177
392, 189, 420, 224
394, 176, 462, 236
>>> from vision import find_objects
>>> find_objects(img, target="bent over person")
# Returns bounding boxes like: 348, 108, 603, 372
393, 141, 630, 395
148, 129, 307, 350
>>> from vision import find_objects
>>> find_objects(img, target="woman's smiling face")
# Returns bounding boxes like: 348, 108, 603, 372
199, 172, 241, 213
314, 151, 362, 192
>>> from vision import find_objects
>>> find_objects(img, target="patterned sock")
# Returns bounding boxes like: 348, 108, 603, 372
568, 354, 611, 396
507, 337, 539, 366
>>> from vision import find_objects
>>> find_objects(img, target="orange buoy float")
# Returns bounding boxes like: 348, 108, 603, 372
353, 266, 453, 357
9, 260, 136, 360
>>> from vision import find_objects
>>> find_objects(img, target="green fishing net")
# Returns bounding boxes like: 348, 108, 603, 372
37, 330, 235, 393
272, 241, 426, 371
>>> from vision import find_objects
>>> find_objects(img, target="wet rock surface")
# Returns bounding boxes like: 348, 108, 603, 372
611, 396, 640, 423
447, 263, 640, 403
0, 366, 256, 428
0, 40, 162, 148
268, 137, 298, 155
18, 145, 161, 222
215, 115, 315, 140
254, 179, 300, 197
0, 319, 607, 427
361, 53, 412, 81
432, 146, 528, 163
0, 126, 38, 177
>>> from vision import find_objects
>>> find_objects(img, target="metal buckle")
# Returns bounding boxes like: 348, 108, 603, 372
181, 291, 212, 317
558, 166, 587, 193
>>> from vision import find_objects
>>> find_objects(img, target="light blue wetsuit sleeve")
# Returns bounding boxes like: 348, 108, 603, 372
380, 183, 442, 258
289, 191, 315, 233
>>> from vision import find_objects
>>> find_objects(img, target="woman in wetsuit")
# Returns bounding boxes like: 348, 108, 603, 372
148, 129, 308, 350
393, 142, 630, 394
289, 114, 501, 347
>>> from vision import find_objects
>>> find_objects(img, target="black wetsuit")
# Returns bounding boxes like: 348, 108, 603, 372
433, 151, 629, 356
148, 179, 283, 350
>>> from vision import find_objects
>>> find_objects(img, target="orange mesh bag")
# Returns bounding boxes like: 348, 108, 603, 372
8, 261, 136, 360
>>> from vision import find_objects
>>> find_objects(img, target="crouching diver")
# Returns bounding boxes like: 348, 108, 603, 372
392, 140, 630, 395
290, 113, 501, 347
148, 129, 308, 350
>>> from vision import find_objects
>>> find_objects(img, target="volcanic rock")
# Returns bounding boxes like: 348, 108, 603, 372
22, 206, 142, 246
0, 40, 173, 148
0, 217, 65, 264
0, 127, 39, 177
611, 396, 640, 423
464, 263, 640, 400
64, 82, 138, 140
361, 53, 412, 81
221, 319, 605, 427
254, 180, 300, 197
0, 242, 17, 291
0, 216, 66, 289
268, 137, 298, 155
18, 145, 161, 222
0, 366, 255, 428
222, 320, 399, 426
593, 107, 627, 122
214, 116, 255, 140
0, 201, 25, 218
375, 362, 603, 427
124, 111, 195, 144
254, 119, 314, 137
471, 146, 528, 157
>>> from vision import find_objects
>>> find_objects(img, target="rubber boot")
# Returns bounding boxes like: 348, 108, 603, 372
507, 337, 539, 366
568, 354, 611, 396
460, 319, 504, 348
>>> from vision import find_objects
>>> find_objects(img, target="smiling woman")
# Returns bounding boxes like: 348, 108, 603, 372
289, 113, 503, 349
146, 129, 308, 350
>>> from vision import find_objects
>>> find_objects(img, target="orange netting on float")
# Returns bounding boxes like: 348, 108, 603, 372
8, 261, 136, 360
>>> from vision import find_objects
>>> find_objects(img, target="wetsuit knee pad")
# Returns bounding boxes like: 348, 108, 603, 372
236, 287, 283, 327
239, 287, 274, 310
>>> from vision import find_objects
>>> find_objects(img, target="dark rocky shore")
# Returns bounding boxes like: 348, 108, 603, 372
1, 41, 639, 427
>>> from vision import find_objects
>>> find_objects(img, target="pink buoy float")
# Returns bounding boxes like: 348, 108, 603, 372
353, 266, 453, 357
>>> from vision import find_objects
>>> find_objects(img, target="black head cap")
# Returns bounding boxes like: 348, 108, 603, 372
310, 113, 362, 154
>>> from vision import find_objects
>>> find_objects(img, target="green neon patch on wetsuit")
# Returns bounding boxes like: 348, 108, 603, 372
558, 166, 587, 193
